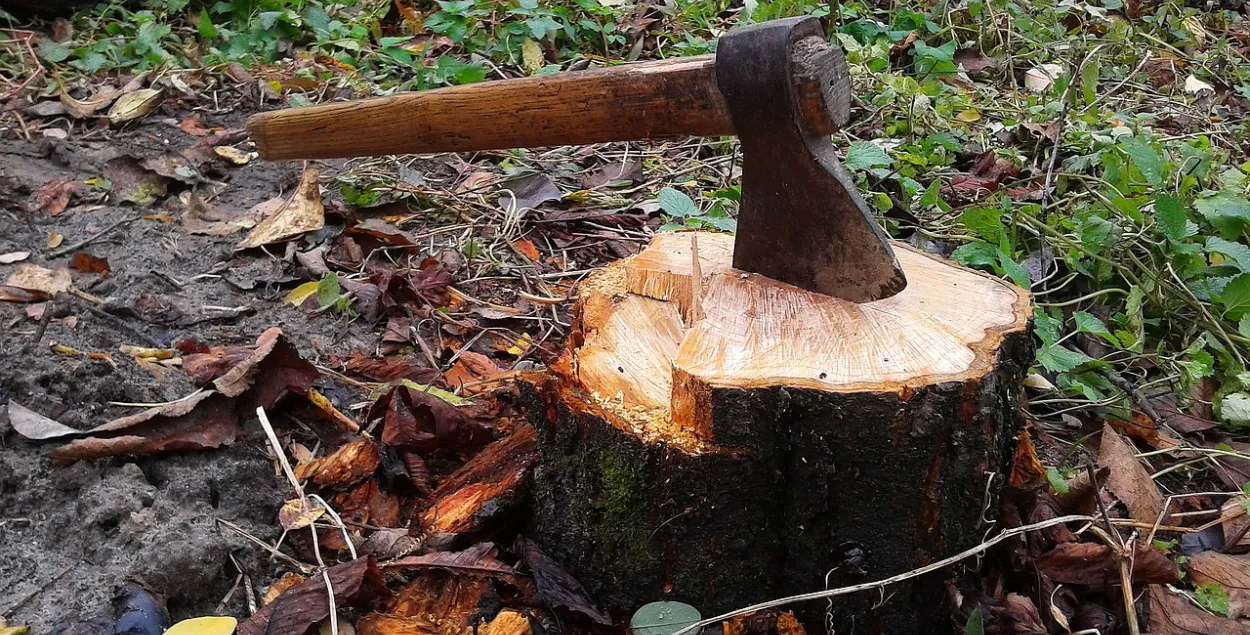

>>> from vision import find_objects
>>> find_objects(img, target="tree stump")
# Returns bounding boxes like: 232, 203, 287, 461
523, 231, 1033, 633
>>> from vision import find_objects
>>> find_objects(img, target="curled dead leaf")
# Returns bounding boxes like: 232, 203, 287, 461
6, 264, 72, 297
278, 497, 326, 530
108, 88, 164, 125
237, 168, 325, 250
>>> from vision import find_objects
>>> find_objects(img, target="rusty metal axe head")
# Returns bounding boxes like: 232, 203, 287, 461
715, 16, 906, 302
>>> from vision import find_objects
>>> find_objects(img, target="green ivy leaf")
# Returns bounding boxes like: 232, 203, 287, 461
658, 187, 699, 217
844, 142, 893, 171
1119, 137, 1164, 185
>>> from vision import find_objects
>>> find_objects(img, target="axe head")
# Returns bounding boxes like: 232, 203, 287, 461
716, 17, 906, 303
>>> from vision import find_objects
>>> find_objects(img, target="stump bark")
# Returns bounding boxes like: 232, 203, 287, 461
523, 231, 1033, 633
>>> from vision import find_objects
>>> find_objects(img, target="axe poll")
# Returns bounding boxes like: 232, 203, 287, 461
246, 17, 906, 303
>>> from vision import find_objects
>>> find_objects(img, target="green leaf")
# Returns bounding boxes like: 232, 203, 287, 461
1119, 137, 1164, 185
1196, 583, 1231, 617
1207, 237, 1250, 272
1073, 312, 1120, 347
1080, 60, 1099, 106
36, 39, 71, 63
844, 142, 893, 171
630, 602, 701, 635
998, 251, 1031, 288
197, 10, 218, 39
316, 273, 340, 308
658, 187, 699, 218
1046, 468, 1070, 494
1033, 309, 1062, 346
1153, 195, 1188, 242
1037, 345, 1097, 373
1195, 192, 1250, 228
1219, 273, 1250, 320
1221, 392, 1250, 427
962, 608, 984, 635
951, 242, 998, 268
958, 207, 1006, 245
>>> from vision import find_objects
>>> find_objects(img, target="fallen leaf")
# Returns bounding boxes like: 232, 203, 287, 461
46, 232, 64, 248
141, 153, 201, 184
69, 252, 111, 274
60, 86, 121, 119
457, 172, 496, 192
237, 558, 389, 635
1025, 63, 1065, 92
103, 156, 169, 206
361, 528, 420, 560
516, 536, 610, 625
0, 252, 30, 264
7, 401, 82, 440
27, 179, 76, 215
375, 385, 495, 455
294, 439, 381, 489
385, 543, 517, 577
180, 193, 258, 236
1189, 551, 1250, 618
279, 497, 326, 530
306, 388, 361, 433
954, 48, 997, 74
214, 146, 256, 165
1009, 428, 1046, 490
987, 594, 1044, 634
1098, 422, 1165, 524
237, 168, 325, 249
6, 264, 71, 297
284, 281, 320, 307
49, 390, 242, 463
0, 285, 48, 303
262, 574, 306, 606
183, 328, 319, 409
421, 427, 536, 541
1035, 541, 1177, 585
510, 239, 540, 261
343, 353, 439, 384
179, 115, 211, 136
108, 88, 164, 125
499, 173, 562, 211
1184, 74, 1215, 95
1148, 585, 1250, 634
162, 616, 237, 635
580, 160, 643, 189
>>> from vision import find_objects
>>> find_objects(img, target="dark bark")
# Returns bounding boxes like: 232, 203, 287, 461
523, 327, 1033, 634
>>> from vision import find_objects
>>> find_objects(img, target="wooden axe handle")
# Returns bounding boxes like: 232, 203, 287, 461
247, 36, 849, 161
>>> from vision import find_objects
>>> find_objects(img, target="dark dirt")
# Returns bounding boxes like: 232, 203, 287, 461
0, 113, 378, 631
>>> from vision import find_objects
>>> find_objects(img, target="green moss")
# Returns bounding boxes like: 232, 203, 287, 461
575, 446, 655, 577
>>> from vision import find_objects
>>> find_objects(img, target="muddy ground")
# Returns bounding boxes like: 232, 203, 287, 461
0, 113, 382, 629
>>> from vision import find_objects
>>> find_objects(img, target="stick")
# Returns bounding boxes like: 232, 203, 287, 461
47, 218, 135, 258
672, 514, 1096, 635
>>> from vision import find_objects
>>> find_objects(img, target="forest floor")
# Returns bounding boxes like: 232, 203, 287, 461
5, 1, 1250, 635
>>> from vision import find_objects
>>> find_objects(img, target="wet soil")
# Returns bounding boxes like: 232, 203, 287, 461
0, 114, 373, 631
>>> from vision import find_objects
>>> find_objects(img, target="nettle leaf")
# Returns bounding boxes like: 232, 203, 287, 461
958, 207, 1007, 245
1196, 583, 1231, 617
1119, 137, 1165, 185
1153, 195, 1190, 242
658, 187, 699, 217
1181, 350, 1215, 382
37, 39, 72, 63
1033, 308, 1063, 346
1073, 311, 1120, 346
1206, 237, 1250, 273
1220, 273, 1250, 320
1196, 192, 1250, 236
844, 142, 893, 171
1037, 344, 1097, 373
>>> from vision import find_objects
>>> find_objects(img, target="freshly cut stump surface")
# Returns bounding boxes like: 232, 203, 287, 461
524, 231, 1033, 633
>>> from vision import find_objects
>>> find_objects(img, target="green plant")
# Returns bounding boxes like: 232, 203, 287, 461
657, 186, 737, 232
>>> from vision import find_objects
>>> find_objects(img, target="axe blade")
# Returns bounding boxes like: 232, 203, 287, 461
716, 17, 906, 303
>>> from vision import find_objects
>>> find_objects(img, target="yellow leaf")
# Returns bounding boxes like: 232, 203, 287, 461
237, 168, 325, 250
144, 213, 175, 222
956, 109, 981, 122
0, 626, 30, 635
278, 497, 325, 530
521, 38, 544, 75
214, 146, 255, 165
284, 281, 321, 306
47, 231, 64, 248
164, 616, 238, 635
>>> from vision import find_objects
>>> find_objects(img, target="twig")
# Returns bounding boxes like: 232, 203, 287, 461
216, 518, 314, 573
672, 514, 1096, 635
47, 218, 135, 258
0, 30, 45, 103
256, 406, 304, 498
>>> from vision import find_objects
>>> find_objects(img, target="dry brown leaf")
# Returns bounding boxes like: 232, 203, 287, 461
0, 285, 48, 303
261, 573, 306, 606
180, 193, 258, 235
1189, 551, 1250, 618
27, 179, 76, 215
385, 543, 517, 577
278, 497, 326, 530
478, 611, 530, 635
237, 558, 389, 635
1009, 427, 1046, 490
442, 352, 504, 393
179, 115, 211, 136
108, 88, 164, 125
7, 401, 82, 440
1222, 499, 1250, 553
237, 168, 325, 250
60, 86, 121, 119
510, 239, 540, 261
1035, 541, 1177, 585
361, 528, 420, 560
1148, 585, 1250, 634
69, 252, 111, 274
49, 390, 242, 463
516, 537, 610, 625
1098, 422, 1165, 524
6, 264, 71, 297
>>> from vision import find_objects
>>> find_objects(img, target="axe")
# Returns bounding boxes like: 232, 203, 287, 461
246, 16, 906, 303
